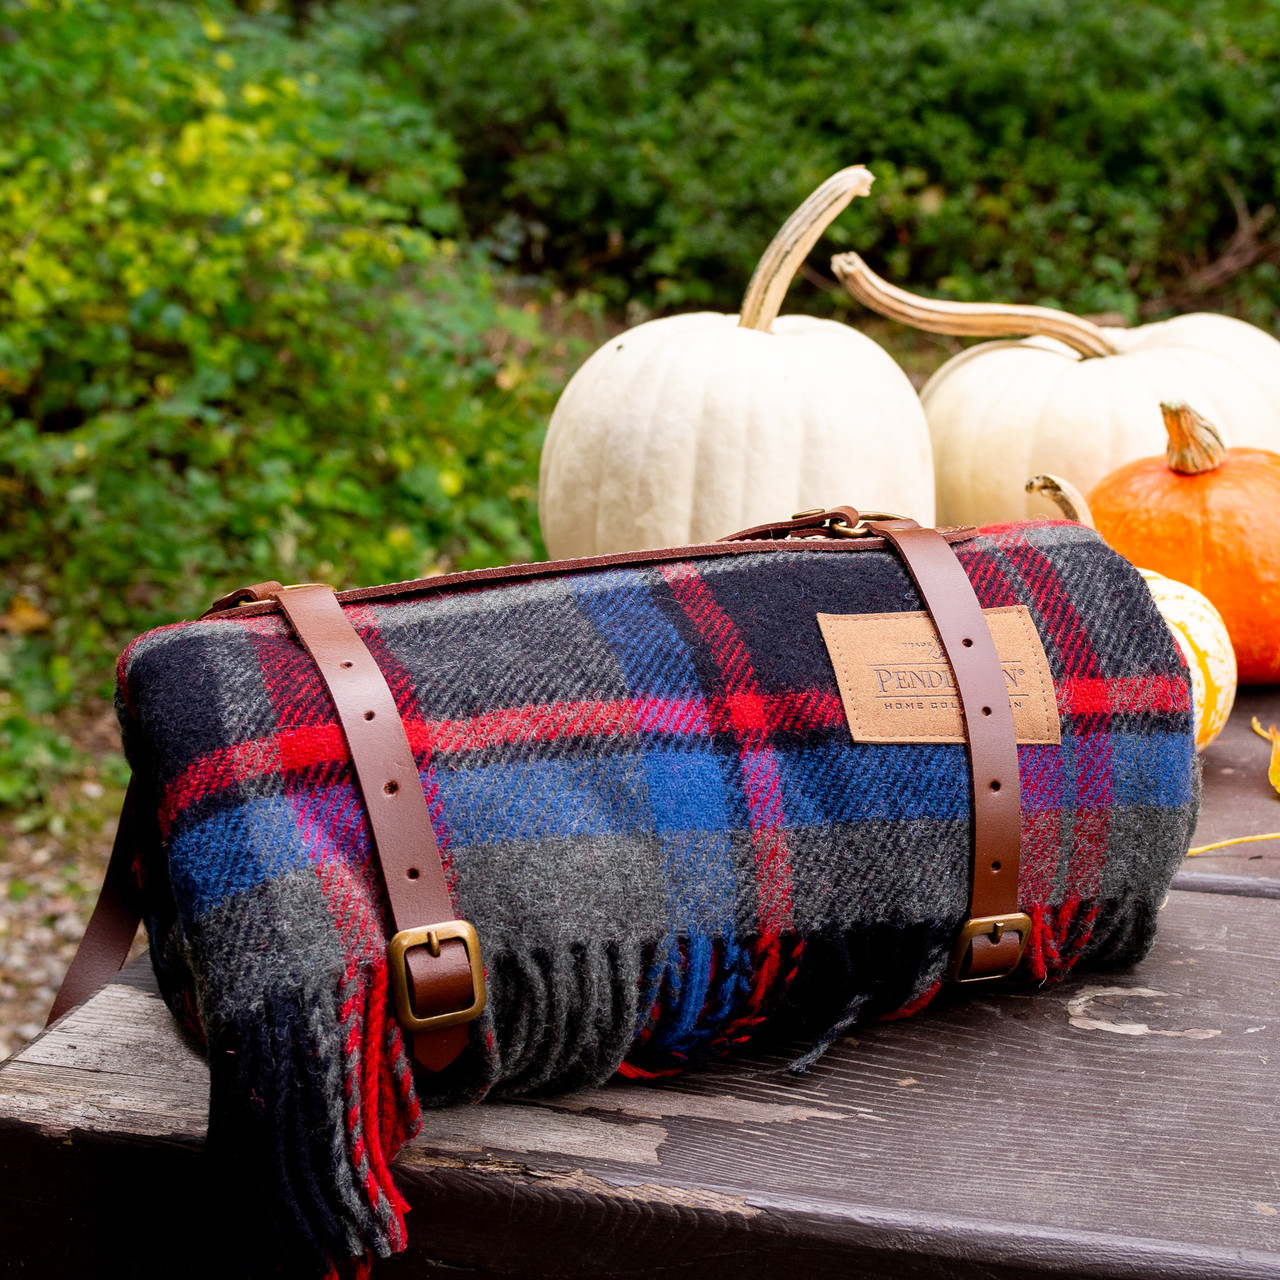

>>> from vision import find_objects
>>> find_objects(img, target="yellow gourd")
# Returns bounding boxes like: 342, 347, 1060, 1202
1135, 569, 1237, 752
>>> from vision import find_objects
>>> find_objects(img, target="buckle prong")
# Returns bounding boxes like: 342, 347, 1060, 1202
949, 912, 1032, 983
388, 920, 486, 1033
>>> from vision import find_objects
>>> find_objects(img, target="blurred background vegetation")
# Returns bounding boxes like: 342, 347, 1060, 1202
391, 0, 1280, 320
2, 0, 1279, 821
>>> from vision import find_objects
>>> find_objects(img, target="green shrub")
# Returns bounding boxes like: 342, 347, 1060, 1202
382, 0, 1280, 323
0, 712, 78, 813
0, 0, 567, 805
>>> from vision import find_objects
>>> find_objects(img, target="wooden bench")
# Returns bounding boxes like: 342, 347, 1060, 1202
3, 692, 1278, 1279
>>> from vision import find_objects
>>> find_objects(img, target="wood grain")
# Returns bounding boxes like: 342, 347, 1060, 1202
3, 889, 1278, 1278
1181, 686, 1280, 889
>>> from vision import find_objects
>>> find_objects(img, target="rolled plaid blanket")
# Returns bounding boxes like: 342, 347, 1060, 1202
111, 518, 1197, 1272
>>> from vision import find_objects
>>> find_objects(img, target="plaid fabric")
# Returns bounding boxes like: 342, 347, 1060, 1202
116, 519, 1198, 1274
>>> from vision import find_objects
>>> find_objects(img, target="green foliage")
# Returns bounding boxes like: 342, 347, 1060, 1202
383, 0, 1280, 322
6, 0, 1278, 815
0, 0, 567, 805
0, 712, 77, 812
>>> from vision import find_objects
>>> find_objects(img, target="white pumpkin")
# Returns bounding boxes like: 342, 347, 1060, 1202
539, 168, 934, 559
832, 253, 1280, 527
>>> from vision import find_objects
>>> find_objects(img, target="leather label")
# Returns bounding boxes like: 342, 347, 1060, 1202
817, 605, 1061, 745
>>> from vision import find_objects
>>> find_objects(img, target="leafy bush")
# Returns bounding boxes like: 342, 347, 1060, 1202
0, 712, 78, 813
382, 0, 1280, 322
0, 0, 568, 805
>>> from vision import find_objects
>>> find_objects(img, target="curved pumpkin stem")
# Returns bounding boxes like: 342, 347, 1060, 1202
1026, 474, 1096, 528
831, 252, 1122, 359
1161, 401, 1227, 475
739, 166, 875, 333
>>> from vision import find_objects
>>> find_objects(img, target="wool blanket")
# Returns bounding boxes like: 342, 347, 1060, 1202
115, 520, 1199, 1274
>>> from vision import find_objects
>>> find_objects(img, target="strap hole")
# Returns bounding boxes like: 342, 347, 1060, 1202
364, 710, 375, 721
989, 779, 1001, 792
991, 860, 1001, 872
962, 637, 974, 648
384, 780, 399, 796
340, 660, 353, 669
406, 867, 419, 880
981, 706, 992, 716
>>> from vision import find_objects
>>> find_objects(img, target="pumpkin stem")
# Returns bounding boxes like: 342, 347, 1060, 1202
830, 252, 1122, 359
1162, 401, 1228, 475
738, 166, 875, 333
1025, 474, 1096, 528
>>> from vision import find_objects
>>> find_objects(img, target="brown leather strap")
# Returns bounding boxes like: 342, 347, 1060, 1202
48, 591, 479, 1064
865, 519, 1028, 980
47, 782, 143, 1024
272, 585, 474, 1071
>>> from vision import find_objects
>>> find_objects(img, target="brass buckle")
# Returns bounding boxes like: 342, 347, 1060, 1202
949, 912, 1032, 983
388, 920, 486, 1033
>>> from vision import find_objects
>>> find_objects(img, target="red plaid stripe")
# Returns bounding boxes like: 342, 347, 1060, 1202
973, 528, 1115, 908
657, 562, 796, 938
1059, 674, 1189, 715
155, 669, 1186, 841
158, 690, 847, 836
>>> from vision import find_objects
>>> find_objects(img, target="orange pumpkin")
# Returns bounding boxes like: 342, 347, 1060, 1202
1088, 402, 1280, 684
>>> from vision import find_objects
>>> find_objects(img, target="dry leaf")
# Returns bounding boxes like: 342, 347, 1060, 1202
1252, 716, 1280, 797
0, 595, 51, 634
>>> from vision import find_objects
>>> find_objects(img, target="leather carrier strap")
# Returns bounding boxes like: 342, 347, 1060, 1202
47, 782, 145, 1024
273, 585, 482, 1071
864, 518, 1029, 980
49, 586, 484, 1072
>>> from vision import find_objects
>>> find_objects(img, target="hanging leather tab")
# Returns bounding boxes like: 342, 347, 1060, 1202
47, 782, 144, 1025
864, 518, 1029, 981
272, 584, 483, 1071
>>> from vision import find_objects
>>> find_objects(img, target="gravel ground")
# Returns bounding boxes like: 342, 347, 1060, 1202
0, 704, 135, 1062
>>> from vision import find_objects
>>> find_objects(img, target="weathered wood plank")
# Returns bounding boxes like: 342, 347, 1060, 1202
383, 1165, 1280, 1280
2, 889, 1278, 1278
1180, 686, 1280, 891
